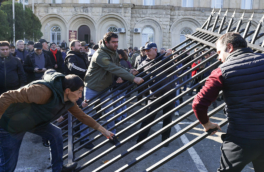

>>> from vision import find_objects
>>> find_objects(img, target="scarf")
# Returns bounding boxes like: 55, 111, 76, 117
50, 48, 57, 63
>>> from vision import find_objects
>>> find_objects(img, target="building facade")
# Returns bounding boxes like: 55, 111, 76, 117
26, 0, 264, 49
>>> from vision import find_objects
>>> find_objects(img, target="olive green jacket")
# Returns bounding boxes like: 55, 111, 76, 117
84, 41, 135, 92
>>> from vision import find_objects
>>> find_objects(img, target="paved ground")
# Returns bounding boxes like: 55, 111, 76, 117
15, 91, 255, 172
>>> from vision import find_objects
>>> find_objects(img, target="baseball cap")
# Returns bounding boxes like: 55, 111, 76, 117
34, 42, 42, 50
144, 42, 157, 50
28, 41, 34, 45
39, 39, 49, 44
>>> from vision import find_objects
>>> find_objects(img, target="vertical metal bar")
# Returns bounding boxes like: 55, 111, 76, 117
206, 8, 215, 30
218, 9, 227, 34
251, 15, 264, 44
235, 11, 244, 33
242, 13, 254, 39
67, 112, 74, 164
212, 9, 221, 32
226, 10, 236, 33
12, 0, 15, 44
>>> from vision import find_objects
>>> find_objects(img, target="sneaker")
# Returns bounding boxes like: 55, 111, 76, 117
80, 140, 95, 149
174, 111, 179, 116
61, 162, 78, 172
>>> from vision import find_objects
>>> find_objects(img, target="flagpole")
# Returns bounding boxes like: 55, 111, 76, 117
12, 0, 15, 44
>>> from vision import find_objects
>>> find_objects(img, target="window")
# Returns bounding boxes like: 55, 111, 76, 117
19, 0, 28, 5
144, 0, 155, 5
142, 27, 154, 46
79, 0, 90, 3
241, 0, 253, 9
182, 0, 193, 7
180, 27, 192, 48
108, 26, 118, 33
211, 0, 223, 8
108, 0, 119, 3
52, 0, 62, 4
50, 26, 61, 45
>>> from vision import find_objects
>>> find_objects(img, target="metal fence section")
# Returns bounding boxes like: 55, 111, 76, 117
53, 9, 264, 171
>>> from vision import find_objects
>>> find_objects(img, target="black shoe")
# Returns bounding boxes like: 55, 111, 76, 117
42, 138, 49, 147
61, 162, 78, 172
80, 140, 95, 149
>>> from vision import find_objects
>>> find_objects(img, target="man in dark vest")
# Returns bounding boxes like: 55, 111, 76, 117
193, 32, 264, 172
0, 69, 114, 172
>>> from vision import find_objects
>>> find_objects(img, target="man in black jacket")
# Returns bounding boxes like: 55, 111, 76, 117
64, 40, 89, 80
49, 43, 64, 73
0, 41, 27, 95
23, 42, 53, 82
136, 42, 174, 148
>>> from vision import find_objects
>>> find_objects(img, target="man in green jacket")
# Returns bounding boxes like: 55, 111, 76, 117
81, 32, 144, 146
0, 69, 114, 172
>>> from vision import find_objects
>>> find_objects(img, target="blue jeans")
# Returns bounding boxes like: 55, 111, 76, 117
113, 90, 127, 122
182, 68, 191, 91
0, 124, 63, 172
80, 87, 115, 142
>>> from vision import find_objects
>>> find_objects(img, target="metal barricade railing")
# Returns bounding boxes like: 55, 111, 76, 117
54, 9, 264, 171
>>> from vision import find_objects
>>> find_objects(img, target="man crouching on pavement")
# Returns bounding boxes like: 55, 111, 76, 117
0, 69, 114, 172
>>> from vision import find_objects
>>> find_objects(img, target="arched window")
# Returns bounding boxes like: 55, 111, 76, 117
211, 0, 223, 8
79, 0, 90, 3
241, 0, 253, 9
50, 26, 61, 45
144, 0, 155, 5
142, 27, 154, 46
180, 27, 192, 43
107, 26, 118, 33
182, 0, 193, 7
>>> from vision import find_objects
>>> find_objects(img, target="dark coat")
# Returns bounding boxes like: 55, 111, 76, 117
48, 50, 64, 73
23, 52, 53, 82
0, 54, 27, 94
64, 50, 89, 79
15, 49, 28, 63
219, 48, 264, 139
139, 53, 175, 98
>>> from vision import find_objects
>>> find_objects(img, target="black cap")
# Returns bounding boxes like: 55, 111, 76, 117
50, 42, 56, 46
92, 44, 99, 50
39, 39, 49, 44
9, 43, 15, 48
144, 42, 157, 50
28, 41, 34, 45
140, 46, 145, 51
34, 42, 42, 50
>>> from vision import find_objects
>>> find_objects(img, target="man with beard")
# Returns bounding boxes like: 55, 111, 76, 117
80, 32, 144, 148
49, 43, 64, 73
64, 40, 89, 106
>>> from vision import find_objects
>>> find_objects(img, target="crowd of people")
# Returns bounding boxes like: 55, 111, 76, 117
0, 31, 262, 172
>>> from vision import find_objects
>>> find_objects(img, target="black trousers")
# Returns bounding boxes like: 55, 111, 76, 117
137, 94, 174, 143
218, 134, 264, 172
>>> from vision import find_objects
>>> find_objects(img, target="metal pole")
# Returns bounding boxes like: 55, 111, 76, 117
23, 0, 25, 43
12, 0, 15, 44
67, 112, 74, 164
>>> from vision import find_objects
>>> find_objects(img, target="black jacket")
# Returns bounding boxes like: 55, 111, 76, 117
47, 50, 64, 73
64, 51, 89, 79
139, 53, 175, 98
0, 55, 27, 94
23, 52, 53, 82
220, 48, 264, 139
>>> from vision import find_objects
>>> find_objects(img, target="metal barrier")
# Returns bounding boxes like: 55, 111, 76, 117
56, 9, 264, 171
